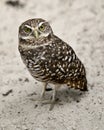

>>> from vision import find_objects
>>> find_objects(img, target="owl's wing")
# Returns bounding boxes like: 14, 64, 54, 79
48, 35, 87, 90
33, 35, 84, 83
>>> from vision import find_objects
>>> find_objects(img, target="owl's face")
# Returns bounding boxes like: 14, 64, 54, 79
19, 18, 53, 41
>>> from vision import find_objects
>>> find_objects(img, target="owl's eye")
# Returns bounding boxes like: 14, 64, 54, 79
39, 24, 45, 31
23, 26, 32, 33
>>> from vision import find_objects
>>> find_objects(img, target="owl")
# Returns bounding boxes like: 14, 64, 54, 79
18, 18, 87, 110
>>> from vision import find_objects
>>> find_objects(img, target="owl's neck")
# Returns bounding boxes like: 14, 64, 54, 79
19, 33, 53, 45
19, 34, 54, 51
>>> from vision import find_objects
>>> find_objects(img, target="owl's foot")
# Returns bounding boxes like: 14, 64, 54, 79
30, 84, 59, 110
29, 82, 48, 101
42, 86, 58, 110
41, 97, 60, 110
30, 98, 57, 110
41, 99, 56, 111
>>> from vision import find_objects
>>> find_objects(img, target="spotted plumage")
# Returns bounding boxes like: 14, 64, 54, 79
18, 18, 87, 109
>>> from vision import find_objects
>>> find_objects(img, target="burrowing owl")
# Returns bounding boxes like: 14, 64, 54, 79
18, 18, 87, 109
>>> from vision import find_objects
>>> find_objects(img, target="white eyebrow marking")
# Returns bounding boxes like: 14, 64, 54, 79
38, 22, 46, 27
24, 25, 34, 30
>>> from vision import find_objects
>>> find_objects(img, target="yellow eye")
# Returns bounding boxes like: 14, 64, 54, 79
24, 26, 32, 33
39, 24, 45, 31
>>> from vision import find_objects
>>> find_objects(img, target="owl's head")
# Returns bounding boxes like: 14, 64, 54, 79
19, 18, 53, 42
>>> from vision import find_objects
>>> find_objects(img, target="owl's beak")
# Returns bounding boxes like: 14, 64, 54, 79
34, 29, 39, 39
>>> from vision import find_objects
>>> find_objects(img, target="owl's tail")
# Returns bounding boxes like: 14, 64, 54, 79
67, 77, 88, 91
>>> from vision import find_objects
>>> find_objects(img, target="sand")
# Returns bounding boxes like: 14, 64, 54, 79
0, 0, 104, 130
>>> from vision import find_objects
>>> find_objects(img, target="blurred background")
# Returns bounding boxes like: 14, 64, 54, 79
0, 0, 104, 130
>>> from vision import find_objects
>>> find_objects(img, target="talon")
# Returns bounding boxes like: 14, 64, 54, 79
41, 100, 56, 111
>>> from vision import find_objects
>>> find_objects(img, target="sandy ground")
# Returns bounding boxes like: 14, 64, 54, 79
0, 0, 104, 129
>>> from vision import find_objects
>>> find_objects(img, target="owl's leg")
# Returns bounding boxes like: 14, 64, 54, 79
49, 85, 57, 110
41, 82, 48, 98
51, 85, 57, 102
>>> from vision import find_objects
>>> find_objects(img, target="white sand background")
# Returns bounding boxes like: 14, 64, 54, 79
0, 0, 104, 129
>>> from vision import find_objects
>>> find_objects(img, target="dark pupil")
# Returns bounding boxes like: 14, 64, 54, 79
40, 26, 44, 29
40, 25, 44, 30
